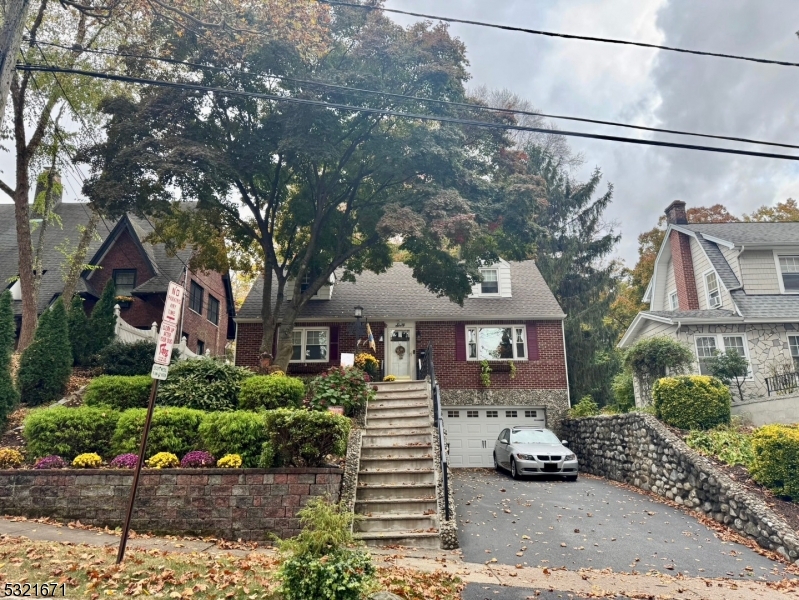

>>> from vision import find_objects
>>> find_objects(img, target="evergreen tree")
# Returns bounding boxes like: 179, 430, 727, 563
0, 291, 18, 423
529, 147, 622, 405
18, 299, 73, 406
87, 279, 117, 358
67, 295, 90, 366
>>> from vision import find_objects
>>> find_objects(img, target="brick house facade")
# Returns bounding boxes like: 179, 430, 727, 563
0, 204, 234, 355
235, 261, 571, 450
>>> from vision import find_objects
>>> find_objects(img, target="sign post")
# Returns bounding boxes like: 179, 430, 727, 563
117, 282, 184, 564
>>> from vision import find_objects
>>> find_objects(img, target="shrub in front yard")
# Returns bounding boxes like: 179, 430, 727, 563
98, 340, 159, 376
180, 450, 215, 468
0, 291, 18, 425
112, 407, 204, 458
199, 411, 267, 468
685, 425, 754, 467
146, 452, 179, 469
18, 299, 73, 406
33, 455, 67, 469
306, 367, 374, 416
277, 497, 374, 600
24, 406, 120, 459
264, 408, 350, 467
72, 453, 103, 468
567, 395, 599, 418
158, 360, 251, 411
652, 375, 731, 430
238, 374, 305, 410
67, 295, 90, 366
217, 453, 242, 468
0, 448, 24, 468
86, 279, 116, 358
109, 453, 139, 469
84, 375, 152, 410
750, 424, 799, 500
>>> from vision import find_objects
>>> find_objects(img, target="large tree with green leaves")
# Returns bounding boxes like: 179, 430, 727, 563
80, 5, 543, 369
529, 147, 621, 405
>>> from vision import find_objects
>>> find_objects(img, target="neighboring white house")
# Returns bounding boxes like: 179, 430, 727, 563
619, 200, 799, 426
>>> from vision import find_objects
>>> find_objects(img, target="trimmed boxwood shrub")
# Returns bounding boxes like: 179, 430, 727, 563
263, 408, 350, 467
98, 340, 157, 376
24, 406, 120, 459
750, 424, 799, 500
652, 375, 731, 430
239, 375, 305, 410
199, 411, 267, 468
84, 375, 152, 410
111, 407, 204, 458
158, 360, 251, 411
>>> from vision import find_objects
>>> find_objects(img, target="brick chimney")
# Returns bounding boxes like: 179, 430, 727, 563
664, 200, 699, 310
33, 169, 62, 210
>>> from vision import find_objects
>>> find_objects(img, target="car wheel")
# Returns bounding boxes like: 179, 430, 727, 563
493, 453, 500, 471
510, 458, 519, 480
565, 475, 578, 482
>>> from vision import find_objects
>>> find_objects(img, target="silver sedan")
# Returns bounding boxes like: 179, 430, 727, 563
493, 426, 578, 481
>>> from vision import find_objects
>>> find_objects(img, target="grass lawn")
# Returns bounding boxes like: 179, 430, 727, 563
0, 537, 463, 599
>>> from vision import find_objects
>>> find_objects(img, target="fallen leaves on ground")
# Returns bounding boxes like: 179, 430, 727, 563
376, 565, 463, 600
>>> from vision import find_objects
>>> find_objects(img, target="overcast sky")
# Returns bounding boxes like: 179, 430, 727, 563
386, 0, 799, 263
3, 1, 799, 266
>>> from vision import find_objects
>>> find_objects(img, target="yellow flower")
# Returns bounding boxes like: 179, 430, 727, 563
72, 453, 103, 468
217, 454, 242, 468
145, 452, 179, 469
0, 448, 24, 469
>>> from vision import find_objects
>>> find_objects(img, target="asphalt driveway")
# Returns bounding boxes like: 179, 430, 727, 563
453, 468, 790, 581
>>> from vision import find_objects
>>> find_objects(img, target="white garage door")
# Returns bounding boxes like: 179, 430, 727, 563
444, 406, 546, 468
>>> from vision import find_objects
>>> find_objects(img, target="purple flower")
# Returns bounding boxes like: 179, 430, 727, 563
109, 454, 140, 469
33, 455, 66, 469
180, 451, 215, 468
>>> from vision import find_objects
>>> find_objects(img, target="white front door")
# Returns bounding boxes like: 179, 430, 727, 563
444, 407, 547, 467
386, 326, 414, 379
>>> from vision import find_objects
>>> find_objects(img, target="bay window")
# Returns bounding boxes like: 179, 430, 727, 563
466, 325, 527, 360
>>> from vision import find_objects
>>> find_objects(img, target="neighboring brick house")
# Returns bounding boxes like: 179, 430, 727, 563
0, 203, 235, 356
235, 260, 570, 467
619, 200, 799, 425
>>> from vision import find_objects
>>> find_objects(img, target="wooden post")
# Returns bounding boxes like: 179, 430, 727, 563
0, 0, 31, 125
116, 378, 160, 564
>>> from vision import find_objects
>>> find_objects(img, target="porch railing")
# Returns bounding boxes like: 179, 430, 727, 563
420, 343, 450, 520
766, 371, 799, 396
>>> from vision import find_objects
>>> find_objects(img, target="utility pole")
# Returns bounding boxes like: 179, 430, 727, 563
0, 0, 30, 124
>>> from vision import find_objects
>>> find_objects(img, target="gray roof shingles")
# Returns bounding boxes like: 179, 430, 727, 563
0, 203, 191, 315
696, 237, 741, 290
644, 309, 739, 320
730, 290, 799, 320
682, 222, 799, 246
237, 261, 565, 322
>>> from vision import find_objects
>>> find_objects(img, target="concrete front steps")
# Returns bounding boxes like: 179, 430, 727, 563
353, 380, 440, 549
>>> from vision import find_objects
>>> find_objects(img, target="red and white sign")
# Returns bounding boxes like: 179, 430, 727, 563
153, 282, 185, 366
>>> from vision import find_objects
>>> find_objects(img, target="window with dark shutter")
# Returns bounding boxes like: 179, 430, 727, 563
526, 322, 540, 360
454, 323, 466, 361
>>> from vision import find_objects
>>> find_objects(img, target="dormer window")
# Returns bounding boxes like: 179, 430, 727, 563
704, 271, 721, 308
113, 269, 137, 296
480, 269, 499, 295
778, 256, 799, 293
300, 273, 312, 294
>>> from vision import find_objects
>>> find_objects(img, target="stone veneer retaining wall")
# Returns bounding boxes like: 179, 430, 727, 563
562, 414, 799, 563
432, 419, 458, 550
0, 468, 342, 541
441, 389, 570, 434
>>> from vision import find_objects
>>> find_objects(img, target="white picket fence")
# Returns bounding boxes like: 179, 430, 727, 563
113, 304, 205, 360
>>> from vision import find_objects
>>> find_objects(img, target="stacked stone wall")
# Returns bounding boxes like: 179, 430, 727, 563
562, 413, 799, 563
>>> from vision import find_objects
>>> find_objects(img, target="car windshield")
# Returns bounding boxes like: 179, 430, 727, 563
510, 429, 560, 444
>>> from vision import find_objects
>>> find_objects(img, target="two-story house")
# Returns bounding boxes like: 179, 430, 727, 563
235, 259, 571, 466
619, 200, 799, 425
0, 200, 236, 356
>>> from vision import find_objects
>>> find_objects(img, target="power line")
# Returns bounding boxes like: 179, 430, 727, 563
16, 63, 799, 163
24, 38, 799, 151
317, 0, 799, 69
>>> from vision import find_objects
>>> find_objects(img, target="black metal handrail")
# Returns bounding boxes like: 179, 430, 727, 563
766, 371, 799, 396
421, 343, 450, 521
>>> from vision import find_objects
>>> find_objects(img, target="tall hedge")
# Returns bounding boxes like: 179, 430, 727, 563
263, 408, 350, 467
111, 407, 205, 457
199, 411, 268, 468
652, 375, 731, 430
18, 299, 73, 406
84, 375, 152, 410
24, 406, 120, 459
0, 291, 18, 422
750, 425, 799, 500
67, 295, 90, 366
87, 279, 116, 357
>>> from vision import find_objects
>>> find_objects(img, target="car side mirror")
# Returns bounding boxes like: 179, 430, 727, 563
500, 438, 508, 444
561, 440, 569, 445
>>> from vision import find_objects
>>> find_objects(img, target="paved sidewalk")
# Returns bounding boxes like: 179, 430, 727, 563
1, 517, 796, 599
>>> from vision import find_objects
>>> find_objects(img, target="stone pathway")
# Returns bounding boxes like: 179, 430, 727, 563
0, 517, 796, 598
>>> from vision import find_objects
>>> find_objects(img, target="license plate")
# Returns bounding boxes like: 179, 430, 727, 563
543, 463, 559, 472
